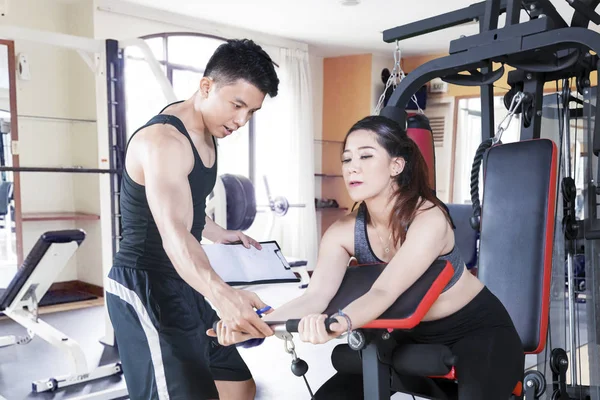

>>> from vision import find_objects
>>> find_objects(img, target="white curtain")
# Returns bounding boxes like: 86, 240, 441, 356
453, 106, 480, 204
253, 47, 318, 269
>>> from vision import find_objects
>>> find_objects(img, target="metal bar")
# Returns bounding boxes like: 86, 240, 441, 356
0, 167, 118, 173
478, 15, 495, 143
480, 62, 496, 142
0, 25, 103, 53
583, 85, 600, 399
593, 62, 600, 157
0, 110, 97, 124
561, 87, 579, 386
521, 0, 568, 27
121, 38, 177, 103
382, 27, 600, 128
480, 88, 495, 141
114, 40, 128, 250
449, 17, 552, 54
381, 56, 488, 127
505, 0, 522, 25
571, 0, 600, 27
105, 39, 122, 263
17, 115, 96, 124
568, 0, 600, 24
519, 73, 544, 140
362, 343, 389, 400
382, 0, 508, 43
482, 0, 502, 30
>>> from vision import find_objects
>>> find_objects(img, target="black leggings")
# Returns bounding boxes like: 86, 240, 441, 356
315, 286, 525, 400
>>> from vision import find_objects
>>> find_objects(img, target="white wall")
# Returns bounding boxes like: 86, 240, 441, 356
2, 0, 77, 282
0, 44, 8, 111
371, 53, 394, 114
0, 0, 102, 284
67, 0, 103, 286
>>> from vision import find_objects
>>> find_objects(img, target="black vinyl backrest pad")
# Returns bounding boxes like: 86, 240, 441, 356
323, 260, 453, 329
446, 204, 479, 268
477, 140, 557, 354
0, 230, 85, 311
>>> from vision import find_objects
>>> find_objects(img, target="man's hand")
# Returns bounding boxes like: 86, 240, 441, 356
215, 230, 262, 250
209, 286, 273, 341
207, 306, 274, 346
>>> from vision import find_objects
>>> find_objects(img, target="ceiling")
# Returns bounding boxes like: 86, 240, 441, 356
119, 0, 596, 57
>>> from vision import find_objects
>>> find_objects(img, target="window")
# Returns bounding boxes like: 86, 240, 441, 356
123, 33, 253, 181
453, 96, 522, 203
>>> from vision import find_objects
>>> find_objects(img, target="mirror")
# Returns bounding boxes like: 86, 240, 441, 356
0, 40, 22, 288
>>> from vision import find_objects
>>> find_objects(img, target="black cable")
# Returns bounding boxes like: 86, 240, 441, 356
572, 80, 585, 399
469, 137, 495, 230
302, 375, 314, 399
552, 78, 572, 390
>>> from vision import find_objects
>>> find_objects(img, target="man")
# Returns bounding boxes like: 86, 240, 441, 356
105, 38, 279, 400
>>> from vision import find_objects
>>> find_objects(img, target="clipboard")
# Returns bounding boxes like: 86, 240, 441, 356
202, 240, 300, 286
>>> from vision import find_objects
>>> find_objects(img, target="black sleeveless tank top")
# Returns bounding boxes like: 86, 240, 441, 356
113, 105, 217, 276
353, 202, 465, 292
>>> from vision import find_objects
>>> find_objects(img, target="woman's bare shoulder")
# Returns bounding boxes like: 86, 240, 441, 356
321, 209, 358, 249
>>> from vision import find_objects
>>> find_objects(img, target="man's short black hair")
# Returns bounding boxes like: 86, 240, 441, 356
204, 39, 279, 98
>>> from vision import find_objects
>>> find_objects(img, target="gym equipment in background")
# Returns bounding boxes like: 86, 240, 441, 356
0, 230, 126, 399
406, 113, 436, 190
378, 0, 600, 398
206, 174, 311, 288
267, 138, 558, 400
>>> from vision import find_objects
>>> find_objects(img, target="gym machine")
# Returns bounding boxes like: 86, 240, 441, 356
380, 0, 600, 398
0, 230, 126, 399
260, 0, 600, 399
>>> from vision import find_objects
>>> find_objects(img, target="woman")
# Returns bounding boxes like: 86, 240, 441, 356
209, 115, 524, 399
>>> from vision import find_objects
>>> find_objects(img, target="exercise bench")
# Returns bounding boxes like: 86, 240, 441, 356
271, 138, 567, 399
0, 230, 126, 398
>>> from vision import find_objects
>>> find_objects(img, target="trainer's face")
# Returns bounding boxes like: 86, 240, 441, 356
342, 129, 404, 202
198, 77, 265, 138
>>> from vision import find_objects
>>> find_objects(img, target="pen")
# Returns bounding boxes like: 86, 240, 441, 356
256, 306, 272, 316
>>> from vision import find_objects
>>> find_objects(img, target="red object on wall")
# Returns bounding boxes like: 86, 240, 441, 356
407, 113, 436, 190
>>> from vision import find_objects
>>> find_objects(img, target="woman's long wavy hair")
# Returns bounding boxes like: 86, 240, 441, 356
343, 115, 453, 246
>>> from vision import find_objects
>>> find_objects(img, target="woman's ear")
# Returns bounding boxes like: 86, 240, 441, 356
391, 157, 406, 177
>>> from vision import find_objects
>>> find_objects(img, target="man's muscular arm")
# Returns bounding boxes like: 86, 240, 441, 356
203, 216, 227, 242
139, 127, 272, 338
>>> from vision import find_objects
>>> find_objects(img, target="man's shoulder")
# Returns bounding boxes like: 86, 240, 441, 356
127, 122, 195, 175
131, 122, 189, 152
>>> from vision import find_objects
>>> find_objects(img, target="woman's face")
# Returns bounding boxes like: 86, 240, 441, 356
342, 129, 403, 202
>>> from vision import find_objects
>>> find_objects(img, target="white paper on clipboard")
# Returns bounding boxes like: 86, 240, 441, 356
202, 241, 299, 286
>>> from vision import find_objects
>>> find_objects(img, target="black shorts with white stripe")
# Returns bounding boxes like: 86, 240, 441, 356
106, 265, 253, 400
